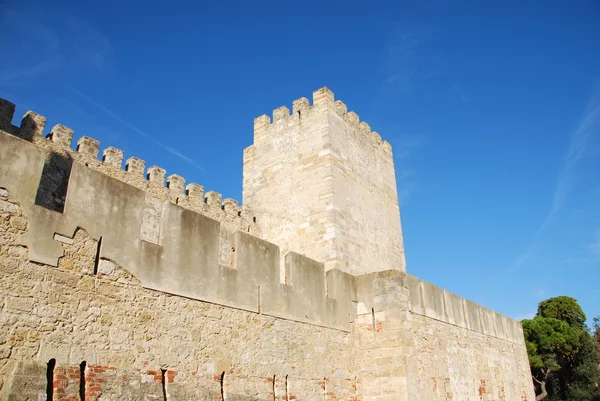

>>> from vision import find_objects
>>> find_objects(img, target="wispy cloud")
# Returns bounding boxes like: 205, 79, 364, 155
512, 86, 600, 270
66, 86, 206, 173
0, 8, 111, 85
380, 25, 433, 93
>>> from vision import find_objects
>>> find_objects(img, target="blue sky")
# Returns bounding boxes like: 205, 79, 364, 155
1, 0, 598, 325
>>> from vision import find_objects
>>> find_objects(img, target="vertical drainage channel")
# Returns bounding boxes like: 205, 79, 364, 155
220, 371, 225, 401
161, 369, 167, 400
79, 361, 86, 401
46, 358, 56, 401
257, 286, 261, 314
93, 237, 102, 275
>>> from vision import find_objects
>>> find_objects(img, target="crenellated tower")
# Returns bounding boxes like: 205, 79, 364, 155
243, 87, 406, 275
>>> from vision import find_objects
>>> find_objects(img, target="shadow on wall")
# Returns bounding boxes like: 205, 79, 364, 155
34, 152, 73, 213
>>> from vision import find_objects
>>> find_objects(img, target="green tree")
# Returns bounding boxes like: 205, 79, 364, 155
522, 297, 600, 401
594, 316, 600, 353
566, 333, 600, 401
537, 296, 586, 329
522, 317, 580, 400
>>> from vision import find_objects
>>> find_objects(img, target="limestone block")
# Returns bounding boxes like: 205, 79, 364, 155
103, 146, 124, 168
77, 136, 100, 158
49, 124, 74, 148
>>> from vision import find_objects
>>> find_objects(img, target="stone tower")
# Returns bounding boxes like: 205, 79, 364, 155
243, 87, 406, 275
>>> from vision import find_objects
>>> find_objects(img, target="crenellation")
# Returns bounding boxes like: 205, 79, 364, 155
125, 156, 146, 176
48, 124, 74, 148
273, 106, 290, 121
205, 190, 222, 208
76, 135, 100, 158
167, 174, 185, 194
147, 165, 166, 185
253, 114, 271, 135
0, 90, 534, 401
222, 198, 239, 216
382, 140, 392, 155
371, 132, 382, 145
334, 100, 347, 115
245, 86, 405, 277
185, 182, 204, 199
19, 110, 46, 141
346, 111, 360, 125
312, 86, 335, 107
292, 97, 310, 114
359, 121, 371, 134
102, 146, 124, 168
240, 204, 253, 221
0, 99, 15, 128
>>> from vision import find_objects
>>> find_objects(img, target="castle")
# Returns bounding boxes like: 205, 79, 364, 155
0, 87, 535, 400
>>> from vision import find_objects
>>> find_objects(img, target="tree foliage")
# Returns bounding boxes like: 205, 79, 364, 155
522, 297, 600, 401
537, 296, 587, 329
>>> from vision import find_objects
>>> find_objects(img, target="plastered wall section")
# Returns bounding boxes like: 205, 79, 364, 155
405, 274, 536, 401
0, 98, 258, 273
243, 88, 405, 276
0, 125, 356, 331
0, 204, 357, 400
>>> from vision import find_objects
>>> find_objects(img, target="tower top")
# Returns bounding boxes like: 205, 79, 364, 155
243, 87, 406, 275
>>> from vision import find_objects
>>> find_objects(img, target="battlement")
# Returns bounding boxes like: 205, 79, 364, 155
252, 87, 392, 155
0, 94, 535, 401
243, 88, 405, 276
0, 122, 356, 330
0, 99, 255, 234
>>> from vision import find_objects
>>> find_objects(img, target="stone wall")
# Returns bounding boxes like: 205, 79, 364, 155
0, 195, 355, 400
404, 275, 534, 401
0, 127, 355, 332
243, 88, 405, 276
0, 95, 535, 400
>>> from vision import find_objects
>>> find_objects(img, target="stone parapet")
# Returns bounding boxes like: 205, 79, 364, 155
0, 99, 256, 235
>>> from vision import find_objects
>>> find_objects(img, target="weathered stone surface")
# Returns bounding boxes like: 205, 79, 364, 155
243, 87, 405, 276
0, 91, 535, 401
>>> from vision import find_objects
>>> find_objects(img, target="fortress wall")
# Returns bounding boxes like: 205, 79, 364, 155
0, 124, 356, 331
243, 94, 338, 276
0, 199, 356, 400
325, 94, 406, 274
243, 88, 405, 276
0, 96, 536, 400
405, 275, 535, 401
0, 99, 258, 256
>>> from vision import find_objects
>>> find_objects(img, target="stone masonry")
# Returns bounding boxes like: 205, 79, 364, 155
0, 88, 535, 400
244, 88, 405, 276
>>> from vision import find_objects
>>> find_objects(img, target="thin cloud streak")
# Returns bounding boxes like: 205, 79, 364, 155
0, 8, 111, 85
66, 85, 206, 173
511, 86, 600, 270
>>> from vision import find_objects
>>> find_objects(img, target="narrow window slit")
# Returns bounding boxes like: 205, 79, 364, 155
285, 375, 289, 401
273, 375, 276, 401
93, 237, 102, 275
161, 369, 167, 400
79, 361, 86, 401
46, 358, 56, 401
371, 308, 376, 331
220, 371, 225, 401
